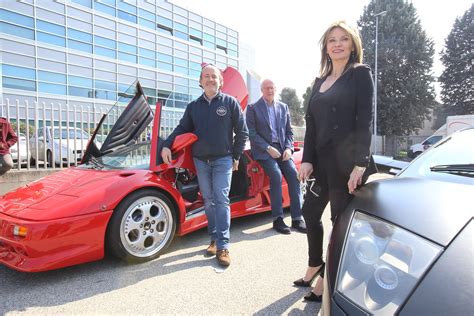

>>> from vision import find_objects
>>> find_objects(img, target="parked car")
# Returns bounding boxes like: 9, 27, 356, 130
29, 127, 92, 166
0, 68, 300, 272
10, 133, 28, 165
407, 134, 442, 158
323, 128, 474, 315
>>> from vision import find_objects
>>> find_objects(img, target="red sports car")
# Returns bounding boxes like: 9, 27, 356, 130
0, 67, 303, 272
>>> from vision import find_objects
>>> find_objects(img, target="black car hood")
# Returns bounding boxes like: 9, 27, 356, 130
349, 177, 473, 247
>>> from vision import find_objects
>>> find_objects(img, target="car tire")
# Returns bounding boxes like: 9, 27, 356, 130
30, 156, 36, 167
46, 150, 53, 167
106, 189, 176, 263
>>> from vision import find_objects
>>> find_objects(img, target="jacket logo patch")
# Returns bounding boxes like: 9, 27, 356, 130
216, 106, 227, 116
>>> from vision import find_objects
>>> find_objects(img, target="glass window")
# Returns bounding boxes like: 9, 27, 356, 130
71, 0, 92, 8
0, 22, 34, 40
118, 52, 137, 63
174, 66, 188, 75
68, 28, 93, 43
174, 41, 188, 51
69, 65, 92, 77
118, 1, 137, 14
37, 20, 65, 36
37, 32, 66, 47
69, 75, 93, 88
228, 36, 238, 45
2, 77, 36, 91
189, 69, 200, 79
203, 33, 214, 42
118, 11, 137, 23
94, 46, 116, 59
228, 50, 238, 57
95, 79, 116, 91
139, 8, 155, 21
139, 47, 155, 59
189, 61, 201, 71
228, 29, 238, 38
118, 42, 137, 54
94, 35, 116, 49
157, 16, 172, 28
189, 12, 202, 23
203, 18, 214, 28
41, 47, 64, 61
157, 53, 172, 63
0, 9, 34, 28
95, 90, 117, 101
94, 25, 116, 38
157, 44, 172, 55
139, 57, 155, 68
228, 43, 238, 51
68, 40, 92, 53
68, 6, 92, 22
68, 17, 92, 33
189, 28, 202, 38
157, 72, 172, 82
157, 62, 173, 72
203, 41, 214, 49
175, 100, 188, 109
216, 38, 226, 47
158, 26, 172, 36
95, 60, 116, 72
174, 31, 187, 41
189, 54, 202, 62
174, 77, 188, 86
216, 31, 226, 40
2, 64, 36, 80
94, 2, 116, 17
174, 22, 187, 33
99, 0, 115, 6
38, 71, 66, 84
174, 49, 187, 59
174, 57, 187, 67
157, 35, 172, 46
203, 25, 214, 34
139, 18, 155, 30
38, 59, 67, 72
69, 86, 93, 98
36, 8, 65, 25
189, 20, 201, 30
38, 82, 67, 95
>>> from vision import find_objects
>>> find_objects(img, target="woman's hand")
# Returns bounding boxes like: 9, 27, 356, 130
298, 162, 314, 181
348, 165, 366, 194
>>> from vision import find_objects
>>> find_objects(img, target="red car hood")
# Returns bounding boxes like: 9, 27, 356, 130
0, 168, 125, 221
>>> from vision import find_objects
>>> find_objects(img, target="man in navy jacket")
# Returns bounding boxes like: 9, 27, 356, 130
246, 79, 306, 234
161, 64, 248, 266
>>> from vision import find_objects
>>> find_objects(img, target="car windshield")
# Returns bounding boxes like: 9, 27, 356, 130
399, 129, 474, 183
53, 129, 89, 139
78, 142, 151, 170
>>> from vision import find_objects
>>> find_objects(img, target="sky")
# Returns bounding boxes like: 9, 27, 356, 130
172, 0, 472, 99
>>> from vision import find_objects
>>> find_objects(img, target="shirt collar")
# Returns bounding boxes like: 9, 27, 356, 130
262, 97, 275, 107
201, 91, 221, 103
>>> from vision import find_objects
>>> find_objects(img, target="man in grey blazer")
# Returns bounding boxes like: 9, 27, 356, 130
246, 79, 306, 234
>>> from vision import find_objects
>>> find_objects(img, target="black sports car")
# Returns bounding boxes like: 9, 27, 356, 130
323, 128, 474, 315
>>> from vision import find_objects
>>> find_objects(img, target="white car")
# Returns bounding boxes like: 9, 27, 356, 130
10, 133, 29, 165
29, 127, 93, 166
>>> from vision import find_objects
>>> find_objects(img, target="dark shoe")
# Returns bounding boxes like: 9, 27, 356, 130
273, 217, 291, 234
206, 241, 217, 256
293, 263, 325, 287
216, 249, 231, 266
303, 291, 322, 302
291, 219, 307, 233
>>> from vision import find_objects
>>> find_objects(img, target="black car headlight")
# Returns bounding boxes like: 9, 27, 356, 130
336, 212, 442, 314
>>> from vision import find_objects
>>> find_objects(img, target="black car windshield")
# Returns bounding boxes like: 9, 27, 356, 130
78, 142, 151, 170
399, 129, 474, 184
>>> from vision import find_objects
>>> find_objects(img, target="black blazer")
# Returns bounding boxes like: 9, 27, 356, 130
303, 64, 374, 176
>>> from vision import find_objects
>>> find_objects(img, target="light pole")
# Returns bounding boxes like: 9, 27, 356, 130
373, 10, 386, 155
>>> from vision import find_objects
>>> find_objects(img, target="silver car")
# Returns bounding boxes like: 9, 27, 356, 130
29, 127, 92, 166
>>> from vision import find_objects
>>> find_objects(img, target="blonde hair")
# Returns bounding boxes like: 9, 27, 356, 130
319, 21, 363, 78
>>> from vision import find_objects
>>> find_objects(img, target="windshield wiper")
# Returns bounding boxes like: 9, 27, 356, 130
87, 156, 104, 170
430, 164, 474, 177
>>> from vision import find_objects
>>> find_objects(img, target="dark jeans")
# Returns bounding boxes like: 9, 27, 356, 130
301, 147, 352, 267
257, 144, 302, 221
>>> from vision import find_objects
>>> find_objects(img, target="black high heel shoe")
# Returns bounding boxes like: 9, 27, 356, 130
293, 263, 325, 287
303, 291, 322, 302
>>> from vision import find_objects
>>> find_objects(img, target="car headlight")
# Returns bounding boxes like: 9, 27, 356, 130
336, 212, 442, 314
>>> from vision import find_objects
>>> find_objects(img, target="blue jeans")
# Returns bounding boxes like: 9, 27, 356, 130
258, 155, 302, 221
193, 156, 233, 250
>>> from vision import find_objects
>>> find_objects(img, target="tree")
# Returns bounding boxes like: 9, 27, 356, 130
358, 0, 436, 136
439, 4, 474, 116
302, 85, 313, 114
279, 87, 304, 126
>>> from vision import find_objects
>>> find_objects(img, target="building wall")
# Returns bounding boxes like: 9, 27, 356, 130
0, 0, 240, 128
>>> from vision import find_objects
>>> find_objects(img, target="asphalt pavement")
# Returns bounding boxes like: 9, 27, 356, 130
0, 174, 390, 315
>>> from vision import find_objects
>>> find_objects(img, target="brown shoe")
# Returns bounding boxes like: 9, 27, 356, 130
216, 249, 231, 266
206, 241, 217, 256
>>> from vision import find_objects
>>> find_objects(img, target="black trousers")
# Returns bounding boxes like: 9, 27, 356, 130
301, 146, 352, 267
